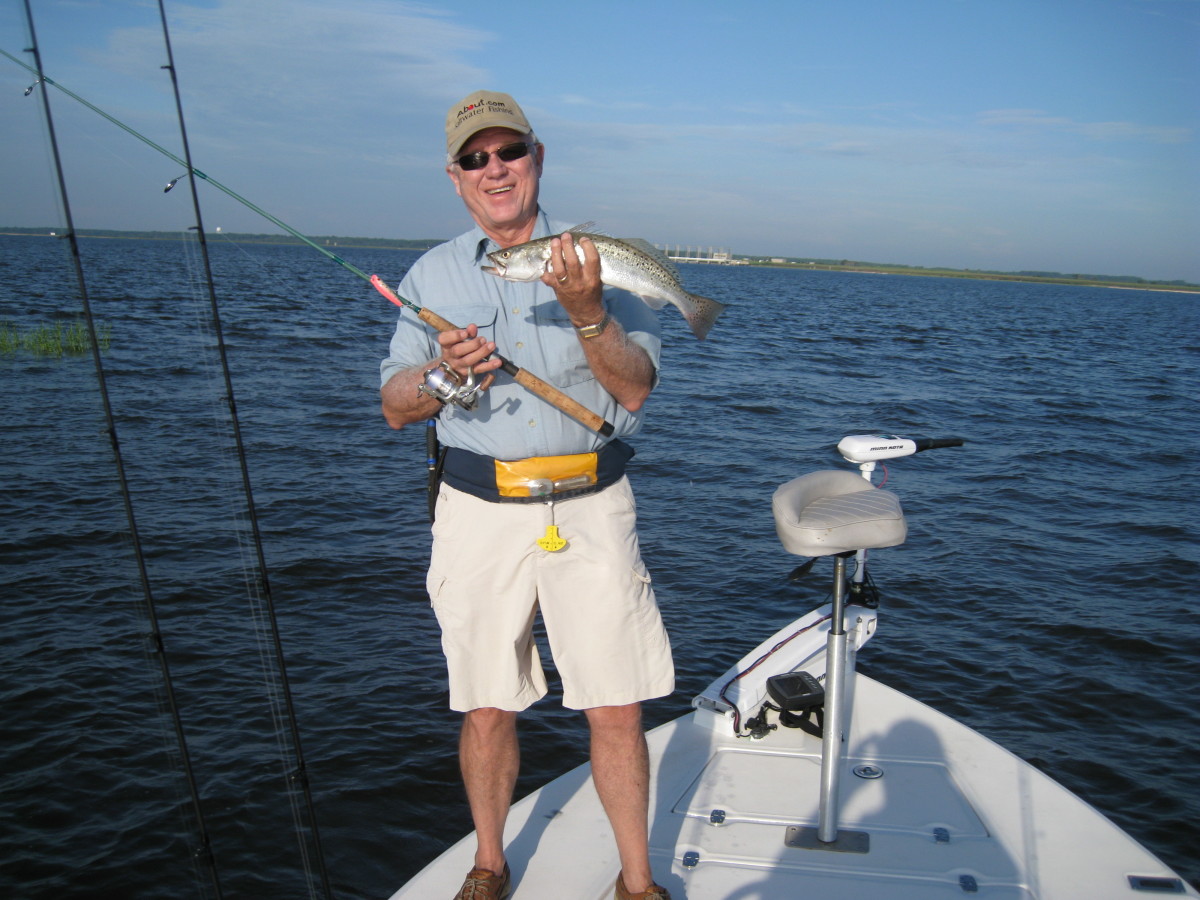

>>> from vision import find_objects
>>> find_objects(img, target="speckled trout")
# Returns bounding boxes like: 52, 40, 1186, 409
482, 224, 727, 340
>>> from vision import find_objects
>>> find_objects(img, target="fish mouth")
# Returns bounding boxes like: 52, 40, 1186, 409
481, 264, 503, 276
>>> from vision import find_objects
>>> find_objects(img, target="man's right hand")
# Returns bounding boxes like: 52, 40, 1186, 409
381, 323, 501, 429
437, 323, 500, 385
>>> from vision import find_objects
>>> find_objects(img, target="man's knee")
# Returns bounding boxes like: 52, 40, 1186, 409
463, 706, 518, 735
584, 701, 643, 737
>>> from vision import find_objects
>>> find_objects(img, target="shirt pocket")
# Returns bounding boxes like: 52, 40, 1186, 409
434, 305, 499, 347
536, 300, 595, 389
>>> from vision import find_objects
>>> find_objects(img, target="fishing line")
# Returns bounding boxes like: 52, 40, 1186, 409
202, 229, 390, 360
1, 42, 614, 435
16, 2, 223, 897
154, 2, 332, 897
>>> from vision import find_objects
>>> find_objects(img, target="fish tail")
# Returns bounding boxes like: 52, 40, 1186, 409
684, 293, 727, 340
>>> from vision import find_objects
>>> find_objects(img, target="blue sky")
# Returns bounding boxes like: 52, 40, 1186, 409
2, 0, 1197, 281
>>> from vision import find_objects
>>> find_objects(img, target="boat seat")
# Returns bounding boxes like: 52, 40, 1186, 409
773, 470, 906, 557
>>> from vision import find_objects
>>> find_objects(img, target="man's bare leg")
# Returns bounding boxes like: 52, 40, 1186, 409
460, 707, 519, 873
585, 702, 656, 892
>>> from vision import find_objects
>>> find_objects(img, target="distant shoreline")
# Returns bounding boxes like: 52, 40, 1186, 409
745, 260, 1199, 293
3, 228, 1195, 294
0, 228, 440, 253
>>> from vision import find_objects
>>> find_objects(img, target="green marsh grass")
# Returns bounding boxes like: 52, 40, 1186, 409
0, 319, 111, 357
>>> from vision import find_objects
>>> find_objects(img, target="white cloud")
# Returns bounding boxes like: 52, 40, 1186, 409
978, 109, 1192, 144
88, 0, 494, 156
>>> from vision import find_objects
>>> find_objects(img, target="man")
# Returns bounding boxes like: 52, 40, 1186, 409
380, 91, 674, 900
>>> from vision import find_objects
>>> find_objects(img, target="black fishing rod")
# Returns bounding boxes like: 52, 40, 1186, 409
16, 1, 223, 896
0, 44, 616, 438
153, 3, 334, 898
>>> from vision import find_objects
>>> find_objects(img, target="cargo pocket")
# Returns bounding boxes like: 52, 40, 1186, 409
630, 563, 652, 587
426, 571, 446, 609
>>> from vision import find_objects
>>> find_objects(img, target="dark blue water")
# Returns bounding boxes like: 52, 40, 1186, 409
2, 234, 1197, 898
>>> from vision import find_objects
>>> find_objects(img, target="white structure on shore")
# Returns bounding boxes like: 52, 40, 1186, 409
658, 244, 748, 265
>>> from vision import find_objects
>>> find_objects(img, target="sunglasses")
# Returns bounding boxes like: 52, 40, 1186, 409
455, 141, 535, 171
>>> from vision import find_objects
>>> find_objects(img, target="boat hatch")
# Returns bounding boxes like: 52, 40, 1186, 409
672, 747, 989, 838
670, 859, 1034, 899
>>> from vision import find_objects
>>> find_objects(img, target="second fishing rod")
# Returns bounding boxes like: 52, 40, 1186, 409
1, 46, 615, 438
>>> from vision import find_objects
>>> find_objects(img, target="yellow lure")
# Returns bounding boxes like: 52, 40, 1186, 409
537, 525, 568, 552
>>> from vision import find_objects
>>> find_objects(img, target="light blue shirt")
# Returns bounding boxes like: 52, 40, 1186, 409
380, 211, 661, 459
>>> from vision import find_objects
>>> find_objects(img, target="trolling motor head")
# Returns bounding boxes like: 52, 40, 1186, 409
419, 361, 483, 411
837, 434, 964, 464
837, 434, 964, 483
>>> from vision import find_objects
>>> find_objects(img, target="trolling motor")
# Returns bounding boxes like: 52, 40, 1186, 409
837, 434, 965, 465
418, 361, 484, 411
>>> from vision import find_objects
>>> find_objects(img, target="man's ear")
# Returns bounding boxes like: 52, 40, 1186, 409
446, 164, 463, 198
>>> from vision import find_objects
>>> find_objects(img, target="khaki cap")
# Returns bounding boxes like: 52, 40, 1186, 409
445, 90, 534, 158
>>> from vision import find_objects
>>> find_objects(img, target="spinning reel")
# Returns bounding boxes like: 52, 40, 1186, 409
419, 361, 484, 411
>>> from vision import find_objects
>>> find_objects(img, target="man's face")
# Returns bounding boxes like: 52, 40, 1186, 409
447, 126, 544, 246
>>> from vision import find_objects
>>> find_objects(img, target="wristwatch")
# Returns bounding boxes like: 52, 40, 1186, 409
574, 312, 610, 339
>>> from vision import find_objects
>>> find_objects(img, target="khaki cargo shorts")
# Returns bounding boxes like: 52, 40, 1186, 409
426, 477, 674, 712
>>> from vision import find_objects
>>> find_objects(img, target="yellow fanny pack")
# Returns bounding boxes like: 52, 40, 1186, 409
439, 440, 633, 504
494, 452, 598, 498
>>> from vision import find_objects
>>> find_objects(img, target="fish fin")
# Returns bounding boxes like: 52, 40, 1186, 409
565, 222, 603, 235
636, 293, 670, 311
683, 293, 728, 340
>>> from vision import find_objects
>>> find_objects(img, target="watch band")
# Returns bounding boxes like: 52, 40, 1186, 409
574, 311, 610, 339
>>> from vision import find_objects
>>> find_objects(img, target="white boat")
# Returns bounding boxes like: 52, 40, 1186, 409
391, 436, 1197, 899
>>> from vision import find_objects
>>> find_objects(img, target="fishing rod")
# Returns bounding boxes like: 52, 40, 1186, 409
15, 2, 223, 896
152, 2, 334, 898
0, 46, 616, 438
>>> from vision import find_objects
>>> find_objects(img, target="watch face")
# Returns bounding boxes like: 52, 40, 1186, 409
577, 313, 609, 338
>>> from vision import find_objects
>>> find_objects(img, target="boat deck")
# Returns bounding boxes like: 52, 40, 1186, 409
391, 673, 1194, 898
